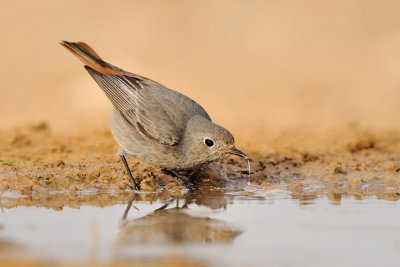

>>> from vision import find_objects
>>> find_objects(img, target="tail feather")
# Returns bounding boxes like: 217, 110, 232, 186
60, 41, 121, 76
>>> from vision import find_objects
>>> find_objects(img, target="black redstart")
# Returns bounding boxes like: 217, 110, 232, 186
61, 41, 247, 190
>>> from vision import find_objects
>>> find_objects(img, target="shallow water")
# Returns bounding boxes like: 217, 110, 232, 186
0, 190, 399, 267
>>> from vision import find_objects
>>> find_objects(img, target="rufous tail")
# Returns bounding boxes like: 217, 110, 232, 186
60, 41, 121, 76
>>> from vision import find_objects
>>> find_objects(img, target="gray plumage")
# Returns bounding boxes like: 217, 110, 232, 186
61, 41, 247, 188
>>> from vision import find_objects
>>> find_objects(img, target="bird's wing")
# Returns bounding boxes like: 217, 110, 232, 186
61, 41, 211, 145
86, 67, 186, 145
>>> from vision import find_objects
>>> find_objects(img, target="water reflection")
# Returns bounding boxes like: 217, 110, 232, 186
0, 187, 399, 267
184, 167, 230, 210
0, 164, 400, 267
118, 165, 244, 245
118, 198, 241, 245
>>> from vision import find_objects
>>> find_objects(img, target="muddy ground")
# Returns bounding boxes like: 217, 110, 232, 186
1, 123, 399, 210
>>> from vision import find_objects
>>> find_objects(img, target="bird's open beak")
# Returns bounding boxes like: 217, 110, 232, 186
226, 146, 248, 159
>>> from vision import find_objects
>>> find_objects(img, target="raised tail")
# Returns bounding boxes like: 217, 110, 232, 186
60, 41, 121, 76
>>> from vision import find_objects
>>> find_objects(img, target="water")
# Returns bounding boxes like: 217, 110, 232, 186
0, 191, 399, 267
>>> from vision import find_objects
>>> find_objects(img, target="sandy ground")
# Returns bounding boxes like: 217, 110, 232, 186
1, 123, 399, 210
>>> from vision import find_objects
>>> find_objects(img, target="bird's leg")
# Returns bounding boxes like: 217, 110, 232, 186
161, 169, 193, 188
154, 198, 175, 211
119, 148, 140, 190
121, 200, 133, 222
161, 168, 179, 178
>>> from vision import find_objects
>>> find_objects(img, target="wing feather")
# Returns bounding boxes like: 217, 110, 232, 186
61, 41, 210, 145
85, 66, 182, 145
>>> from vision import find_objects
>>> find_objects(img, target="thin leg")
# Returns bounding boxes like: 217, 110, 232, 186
154, 202, 170, 212
121, 200, 133, 222
162, 169, 193, 188
120, 200, 139, 227
154, 198, 175, 211
119, 148, 140, 190
161, 169, 179, 178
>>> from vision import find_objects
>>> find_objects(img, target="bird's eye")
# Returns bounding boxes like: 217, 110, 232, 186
204, 138, 214, 147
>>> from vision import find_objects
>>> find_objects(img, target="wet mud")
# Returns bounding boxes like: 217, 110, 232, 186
1, 123, 399, 210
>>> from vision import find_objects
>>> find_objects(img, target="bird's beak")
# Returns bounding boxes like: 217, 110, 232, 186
226, 146, 248, 159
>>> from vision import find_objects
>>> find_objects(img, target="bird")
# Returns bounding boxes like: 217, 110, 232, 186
61, 41, 247, 190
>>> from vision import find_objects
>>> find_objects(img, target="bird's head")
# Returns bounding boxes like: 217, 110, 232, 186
182, 116, 247, 165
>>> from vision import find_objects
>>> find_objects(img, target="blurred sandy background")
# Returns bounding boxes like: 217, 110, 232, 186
1, 0, 400, 141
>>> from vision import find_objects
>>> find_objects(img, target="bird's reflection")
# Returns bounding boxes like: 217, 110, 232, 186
183, 163, 231, 209
117, 167, 241, 246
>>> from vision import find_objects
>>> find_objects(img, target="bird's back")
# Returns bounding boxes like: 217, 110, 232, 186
61, 41, 215, 169
61, 41, 211, 147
